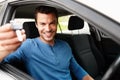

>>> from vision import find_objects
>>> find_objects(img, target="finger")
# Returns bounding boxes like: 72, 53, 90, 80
0, 37, 21, 45
22, 34, 26, 41
0, 30, 17, 40
0, 24, 13, 32
0, 24, 17, 40
21, 29, 25, 34
20, 29, 26, 41
0, 42, 21, 51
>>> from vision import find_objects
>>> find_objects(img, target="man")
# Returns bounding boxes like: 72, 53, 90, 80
0, 6, 93, 80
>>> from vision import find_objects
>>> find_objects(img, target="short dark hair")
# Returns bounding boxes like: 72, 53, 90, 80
34, 6, 58, 23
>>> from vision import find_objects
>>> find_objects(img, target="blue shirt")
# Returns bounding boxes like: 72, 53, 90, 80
4, 38, 87, 80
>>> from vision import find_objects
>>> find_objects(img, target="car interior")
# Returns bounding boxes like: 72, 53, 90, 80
2, 2, 120, 80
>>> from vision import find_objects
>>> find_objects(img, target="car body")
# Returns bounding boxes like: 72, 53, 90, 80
0, 0, 120, 80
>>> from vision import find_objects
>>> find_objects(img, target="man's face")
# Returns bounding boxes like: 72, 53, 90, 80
36, 13, 57, 44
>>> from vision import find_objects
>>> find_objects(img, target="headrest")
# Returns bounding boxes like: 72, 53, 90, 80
23, 22, 39, 38
68, 16, 84, 30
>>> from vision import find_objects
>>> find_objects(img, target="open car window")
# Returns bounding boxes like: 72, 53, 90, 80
1, 0, 120, 80
58, 15, 90, 34
12, 16, 90, 35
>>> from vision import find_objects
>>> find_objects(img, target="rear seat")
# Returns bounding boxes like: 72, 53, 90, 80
23, 16, 106, 80
23, 21, 39, 38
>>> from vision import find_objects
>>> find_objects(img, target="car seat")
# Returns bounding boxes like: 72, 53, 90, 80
23, 21, 39, 38
66, 16, 106, 80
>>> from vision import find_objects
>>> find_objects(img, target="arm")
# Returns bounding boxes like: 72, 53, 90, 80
0, 24, 26, 62
83, 75, 94, 80
70, 56, 94, 80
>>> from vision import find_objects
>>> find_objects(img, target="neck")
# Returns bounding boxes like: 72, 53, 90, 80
39, 37, 55, 46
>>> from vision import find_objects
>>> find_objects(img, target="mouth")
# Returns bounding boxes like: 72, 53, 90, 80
45, 32, 52, 37
44, 31, 54, 38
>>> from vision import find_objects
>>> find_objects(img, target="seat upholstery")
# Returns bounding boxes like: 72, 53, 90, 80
23, 21, 39, 38
66, 16, 106, 80
68, 16, 84, 30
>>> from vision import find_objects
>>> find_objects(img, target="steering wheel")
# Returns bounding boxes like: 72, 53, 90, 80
102, 55, 120, 80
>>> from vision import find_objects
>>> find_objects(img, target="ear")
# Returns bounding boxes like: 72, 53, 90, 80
35, 23, 38, 28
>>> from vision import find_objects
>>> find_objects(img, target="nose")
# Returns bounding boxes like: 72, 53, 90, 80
46, 25, 51, 31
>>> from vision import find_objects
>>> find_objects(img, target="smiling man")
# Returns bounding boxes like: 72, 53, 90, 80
0, 6, 93, 80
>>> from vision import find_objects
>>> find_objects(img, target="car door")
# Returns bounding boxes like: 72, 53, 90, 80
0, 0, 120, 80
89, 24, 120, 67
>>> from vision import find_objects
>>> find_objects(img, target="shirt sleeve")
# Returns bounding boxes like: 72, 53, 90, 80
2, 39, 32, 64
2, 46, 25, 65
70, 55, 88, 80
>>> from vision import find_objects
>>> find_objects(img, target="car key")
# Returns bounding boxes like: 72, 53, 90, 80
10, 20, 23, 41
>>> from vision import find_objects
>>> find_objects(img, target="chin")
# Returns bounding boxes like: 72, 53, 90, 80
44, 37, 54, 42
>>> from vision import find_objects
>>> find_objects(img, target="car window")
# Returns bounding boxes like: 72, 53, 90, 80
57, 15, 69, 33
57, 15, 90, 34
10, 18, 35, 29
12, 16, 90, 35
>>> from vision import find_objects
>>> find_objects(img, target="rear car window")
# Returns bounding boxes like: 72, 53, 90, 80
57, 15, 90, 34
12, 16, 90, 35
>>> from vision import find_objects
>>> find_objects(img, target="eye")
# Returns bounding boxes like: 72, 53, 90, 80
40, 23, 46, 26
50, 21, 57, 25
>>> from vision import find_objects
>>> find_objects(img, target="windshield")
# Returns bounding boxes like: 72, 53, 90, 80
77, 0, 120, 23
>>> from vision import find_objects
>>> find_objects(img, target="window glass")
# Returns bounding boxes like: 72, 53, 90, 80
10, 18, 35, 29
57, 15, 90, 34
12, 16, 90, 34
57, 15, 70, 33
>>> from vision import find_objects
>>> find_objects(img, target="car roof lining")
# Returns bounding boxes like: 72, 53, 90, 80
14, 3, 71, 19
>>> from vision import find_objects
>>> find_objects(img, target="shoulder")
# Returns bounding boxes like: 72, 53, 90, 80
21, 38, 38, 48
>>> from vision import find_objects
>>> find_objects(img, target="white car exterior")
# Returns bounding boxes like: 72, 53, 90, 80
77, 0, 120, 23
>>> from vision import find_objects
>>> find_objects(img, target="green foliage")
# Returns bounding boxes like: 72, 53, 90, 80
57, 15, 70, 31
